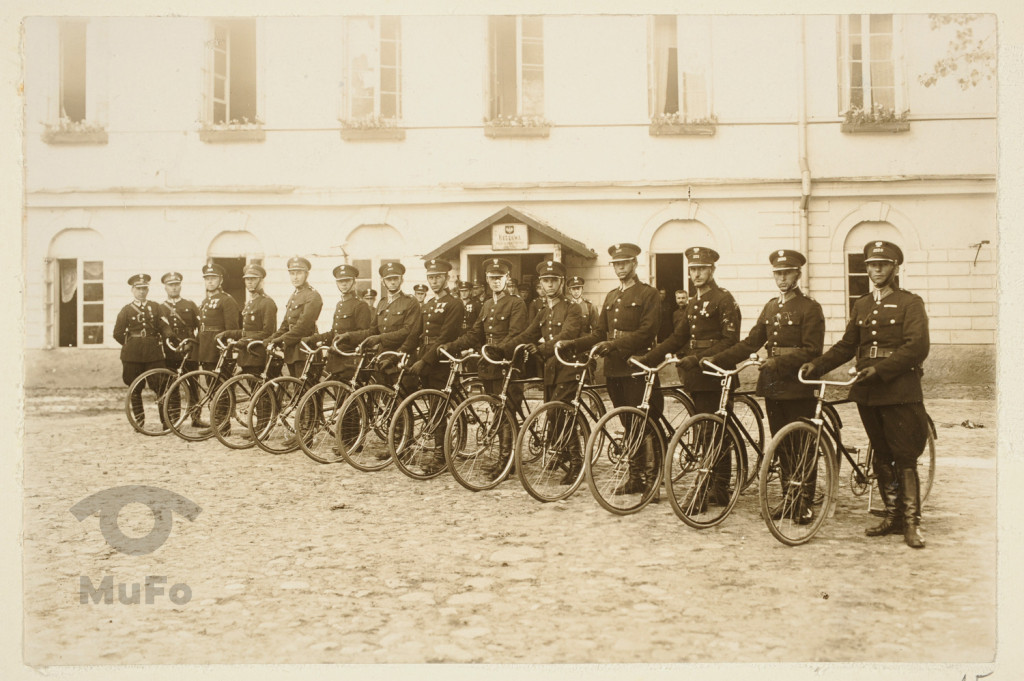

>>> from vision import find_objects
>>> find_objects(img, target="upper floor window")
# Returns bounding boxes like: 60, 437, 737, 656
59, 20, 87, 122
837, 14, 905, 115
206, 19, 258, 124
649, 16, 713, 121
342, 16, 402, 122
488, 16, 544, 120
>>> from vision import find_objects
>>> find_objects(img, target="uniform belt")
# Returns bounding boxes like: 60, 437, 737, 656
610, 329, 630, 340
858, 346, 895, 359
485, 334, 505, 343
201, 325, 224, 332
128, 330, 149, 338
690, 339, 715, 349
770, 346, 801, 356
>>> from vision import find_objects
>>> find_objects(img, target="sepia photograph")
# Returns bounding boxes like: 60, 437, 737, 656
2, 1, 1019, 679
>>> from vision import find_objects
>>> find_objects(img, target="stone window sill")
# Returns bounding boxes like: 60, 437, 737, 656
484, 125, 551, 139
339, 128, 406, 141
199, 128, 266, 143
42, 130, 109, 145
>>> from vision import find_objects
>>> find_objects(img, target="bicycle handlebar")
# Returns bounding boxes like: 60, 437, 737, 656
374, 350, 408, 368
554, 342, 599, 368
480, 343, 530, 366
439, 346, 481, 364
699, 354, 762, 378
165, 337, 196, 353
798, 366, 860, 387
628, 354, 679, 375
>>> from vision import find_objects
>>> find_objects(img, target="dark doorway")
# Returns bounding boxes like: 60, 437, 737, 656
58, 258, 78, 347
213, 257, 246, 306
655, 253, 687, 297
466, 252, 553, 289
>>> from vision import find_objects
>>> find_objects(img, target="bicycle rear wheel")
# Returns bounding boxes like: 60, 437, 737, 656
515, 401, 588, 502
585, 407, 663, 515
210, 373, 261, 449
733, 394, 766, 491
664, 414, 744, 528
125, 368, 176, 436
660, 387, 695, 436
389, 389, 450, 480
165, 370, 221, 441
580, 388, 606, 420
295, 380, 350, 464
760, 420, 836, 546
445, 394, 516, 491
335, 385, 397, 471
249, 377, 305, 454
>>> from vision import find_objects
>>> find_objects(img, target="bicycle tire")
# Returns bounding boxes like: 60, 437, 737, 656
388, 389, 451, 480
580, 388, 607, 420
445, 394, 516, 492
210, 373, 262, 449
125, 368, 176, 436
664, 413, 744, 528
585, 407, 663, 515
295, 380, 350, 464
515, 401, 589, 502
165, 370, 222, 441
659, 387, 695, 436
734, 394, 766, 491
249, 376, 305, 454
760, 420, 836, 546
335, 384, 398, 471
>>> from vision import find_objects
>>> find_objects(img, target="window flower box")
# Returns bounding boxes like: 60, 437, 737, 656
41, 119, 108, 145
649, 114, 717, 137
339, 118, 406, 141
199, 119, 266, 143
484, 115, 551, 138
840, 106, 910, 134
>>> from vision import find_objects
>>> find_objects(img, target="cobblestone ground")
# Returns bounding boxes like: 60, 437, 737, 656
21, 388, 996, 665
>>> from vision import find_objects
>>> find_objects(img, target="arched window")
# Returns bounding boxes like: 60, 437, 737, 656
47, 228, 104, 347
650, 219, 714, 296
207, 230, 264, 312
342, 224, 405, 295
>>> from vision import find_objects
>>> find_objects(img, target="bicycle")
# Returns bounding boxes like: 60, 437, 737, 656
163, 337, 239, 442
208, 340, 285, 449
333, 349, 411, 471
512, 344, 606, 502
583, 354, 680, 515
663, 356, 765, 528
443, 344, 544, 492
292, 337, 375, 464
759, 367, 936, 546
386, 347, 481, 480
124, 337, 197, 436
248, 341, 327, 455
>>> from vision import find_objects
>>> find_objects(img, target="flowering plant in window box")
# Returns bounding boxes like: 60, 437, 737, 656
484, 115, 552, 138
41, 116, 108, 145
840, 105, 910, 133
339, 116, 406, 141
199, 117, 266, 143
649, 113, 717, 136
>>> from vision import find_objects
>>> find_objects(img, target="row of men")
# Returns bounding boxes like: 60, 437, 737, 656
113, 239, 929, 549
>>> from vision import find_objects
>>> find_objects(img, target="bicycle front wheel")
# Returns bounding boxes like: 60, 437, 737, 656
760, 420, 836, 546
125, 368, 176, 436
445, 394, 516, 492
250, 377, 305, 454
335, 384, 398, 471
165, 370, 221, 442
515, 401, 588, 502
389, 389, 451, 480
664, 413, 744, 528
295, 380, 350, 464
585, 407, 663, 515
210, 373, 261, 449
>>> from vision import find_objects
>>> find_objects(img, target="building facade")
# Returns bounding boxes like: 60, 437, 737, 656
22, 14, 997, 380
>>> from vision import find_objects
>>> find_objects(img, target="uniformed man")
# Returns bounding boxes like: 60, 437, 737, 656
562, 243, 662, 495
458, 280, 480, 332
442, 258, 528, 475
217, 264, 279, 376
505, 260, 584, 482
343, 262, 422, 376
265, 257, 324, 379
710, 249, 824, 522
113, 274, 175, 426
641, 246, 740, 505
473, 280, 486, 306
363, 288, 379, 325
567, 275, 599, 336
159, 271, 200, 372
672, 290, 689, 329
304, 264, 372, 383
802, 241, 930, 548
197, 263, 242, 371
412, 283, 429, 305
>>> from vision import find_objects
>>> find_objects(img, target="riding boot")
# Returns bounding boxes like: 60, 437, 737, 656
130, 386, 146, 426
899, 466, 925, 548
709, 442, 732, 505
865, 458, 904, 536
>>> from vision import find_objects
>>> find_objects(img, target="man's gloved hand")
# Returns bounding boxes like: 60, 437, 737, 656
799, 362, 817, 379
855, 366, 878, 383
364, 335, 382, 348
677, 355, 699, 372
592, 341, 615, 357
408, 360, 426, 376
215, 331, 229, 341
759, 358, 778, 373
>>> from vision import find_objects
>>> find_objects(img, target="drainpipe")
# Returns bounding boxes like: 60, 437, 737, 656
798, 16, 812, 294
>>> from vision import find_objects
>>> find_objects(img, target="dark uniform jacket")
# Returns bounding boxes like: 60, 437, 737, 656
268, 284, 323, 365
448, 291, 528, 381
642, 280, 740, 393
506, 296, 583, 386
197, 290, 242, 363
222, 291, 278, 368
402, 289, 465, 373
575, 282, 660, 378
461, 297, 481, 332
812, 287, 929, 406
160, 298, 200, 362
573, 298, 599, 336
349, 291, 421, 352
308, 292, 372, 374
713, 288, 824, 400
114, 300, 174, 363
